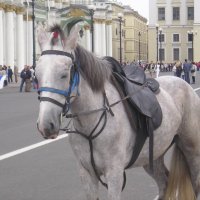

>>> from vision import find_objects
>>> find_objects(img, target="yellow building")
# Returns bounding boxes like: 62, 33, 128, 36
124, 6, 148, 63
148, 0, 200, 63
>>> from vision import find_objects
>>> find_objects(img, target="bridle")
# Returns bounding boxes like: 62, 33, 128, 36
37, 49, 80, 114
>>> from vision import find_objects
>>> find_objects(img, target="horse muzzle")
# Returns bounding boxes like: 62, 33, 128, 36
37, 120, 59, 139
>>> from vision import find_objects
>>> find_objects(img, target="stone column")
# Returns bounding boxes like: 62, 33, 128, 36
24, 14, 33, 67
5, 5, 15, 70
94, 19, 105, 57
194, 0, 200, 62
84, 25, 91, 52
94, 21, 100, 56
106, 21, 112, 57
101, 21, 106, 57
0, 3, 5, 66
16, 7, 25, 72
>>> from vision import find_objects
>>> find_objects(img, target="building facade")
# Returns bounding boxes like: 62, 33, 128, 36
124, 6, 148, 63
0, 0, 148, 72
148, 0, 200, 64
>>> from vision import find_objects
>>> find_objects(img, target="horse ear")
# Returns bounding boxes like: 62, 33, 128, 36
37, 25, 48, 51
65, 24, 80, 51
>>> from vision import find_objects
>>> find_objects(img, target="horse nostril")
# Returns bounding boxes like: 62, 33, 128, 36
50, 122, 54, 130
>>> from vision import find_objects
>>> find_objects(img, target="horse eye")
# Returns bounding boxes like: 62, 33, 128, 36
61, 75, 67, 79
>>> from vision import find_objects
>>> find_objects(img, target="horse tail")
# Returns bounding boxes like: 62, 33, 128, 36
164, 145, 196, 200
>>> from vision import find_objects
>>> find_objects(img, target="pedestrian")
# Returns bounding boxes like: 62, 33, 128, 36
7, 66, 13, 83
155, 62, 160, 78
14, 66, 18, 83
19, 65, 32, 92
191, 62, 197, 84
183, 59, 192, 84
175, 61, 182, 78
172, 64, 176, 76
148, 61, 155, 78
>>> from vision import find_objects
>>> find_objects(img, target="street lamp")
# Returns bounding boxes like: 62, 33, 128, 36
32, 0, 36, 69
155, 24, 159, 65
88, 5, 96, 53
138, 31, 141, 65
187, 30, 197, 62
118, 13, 123, 65
159, 27, 163, 67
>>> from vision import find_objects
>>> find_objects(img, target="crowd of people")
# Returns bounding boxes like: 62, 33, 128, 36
19, 65, 38, 92
0, 65, 18, 88
0, 64, 38, 92
139, 60, 200, 84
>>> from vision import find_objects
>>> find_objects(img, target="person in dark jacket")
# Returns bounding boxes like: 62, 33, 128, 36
7, 66, 13, 83
19, 65, 32, 92
183, 59, 192, 84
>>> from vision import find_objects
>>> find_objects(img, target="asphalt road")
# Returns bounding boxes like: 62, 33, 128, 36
0, 71, 200, 200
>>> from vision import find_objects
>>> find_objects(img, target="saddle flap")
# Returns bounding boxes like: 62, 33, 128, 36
124, 78, 162, 129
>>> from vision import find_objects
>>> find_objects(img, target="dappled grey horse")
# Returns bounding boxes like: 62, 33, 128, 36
36, 24, 200, 200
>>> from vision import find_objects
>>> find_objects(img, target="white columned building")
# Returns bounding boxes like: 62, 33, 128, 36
5, 5, 15, 70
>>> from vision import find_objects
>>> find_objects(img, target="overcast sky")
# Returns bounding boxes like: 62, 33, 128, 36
119, 0, 149, 20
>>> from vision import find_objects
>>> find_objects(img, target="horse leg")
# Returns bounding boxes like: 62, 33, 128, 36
143, 155, 168, 200
106, 167, 124, 200
78, 164, 99, 200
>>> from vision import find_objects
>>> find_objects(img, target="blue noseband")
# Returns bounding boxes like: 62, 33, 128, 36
38, 70, 80, 97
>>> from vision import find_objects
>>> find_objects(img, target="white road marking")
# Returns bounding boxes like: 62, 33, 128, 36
194, 87, 200, 92
1, 87, 200, 162
0, 134, 68, 161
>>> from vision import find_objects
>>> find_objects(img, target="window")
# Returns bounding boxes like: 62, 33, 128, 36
173, 48, 179, 61
188, 7, 194, 20
173, 34, 179, 42
159, 34, 165, 42
173, 7, 180, 20
188, 33, 193, 42
159, 48, 165, 61
158, 7, 165, 21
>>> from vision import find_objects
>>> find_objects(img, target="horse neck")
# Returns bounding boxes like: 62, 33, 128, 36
71, 77, 105, 134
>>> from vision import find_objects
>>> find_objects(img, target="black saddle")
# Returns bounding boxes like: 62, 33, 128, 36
104, 56, 163, 171
105, 57, 162, 129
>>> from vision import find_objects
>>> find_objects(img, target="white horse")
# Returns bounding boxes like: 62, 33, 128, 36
36, 24, 200, 200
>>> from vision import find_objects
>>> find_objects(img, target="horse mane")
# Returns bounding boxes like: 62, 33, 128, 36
75, 45, 112, 92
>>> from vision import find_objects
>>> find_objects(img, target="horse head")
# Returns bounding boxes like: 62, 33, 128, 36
36, 24, 80, 139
